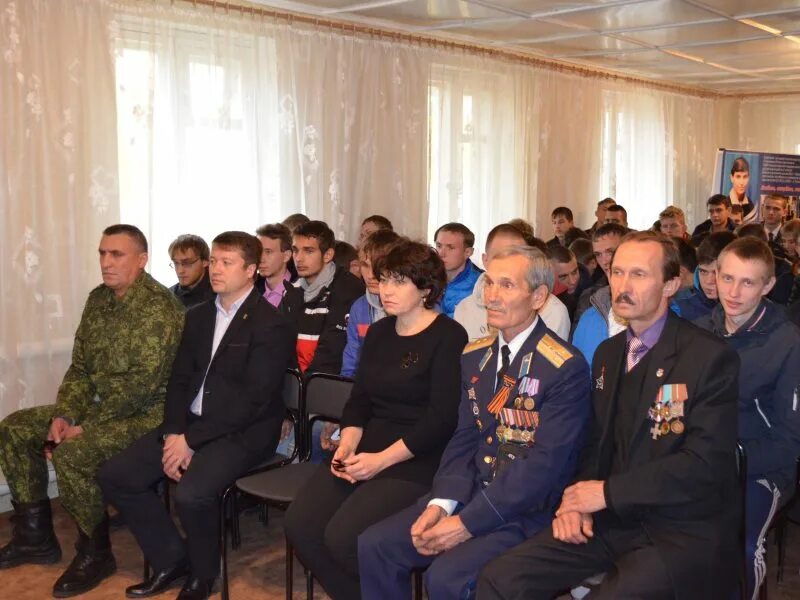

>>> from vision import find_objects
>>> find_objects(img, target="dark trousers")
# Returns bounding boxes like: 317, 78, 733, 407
745, 478, 782, 600
284, 464, 428, 600
477, 518, 673, 600
98, 429, 257, 580
359, 501, 528, 600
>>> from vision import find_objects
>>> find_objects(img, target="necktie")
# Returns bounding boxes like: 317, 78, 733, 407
496, 345, 511, 392
626, 336, 648, 372
768, 232, 774, 243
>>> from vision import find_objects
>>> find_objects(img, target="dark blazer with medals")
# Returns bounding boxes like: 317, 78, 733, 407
578, 310, 740, 600
431, 317, 591, 538
160, 287, 296, 455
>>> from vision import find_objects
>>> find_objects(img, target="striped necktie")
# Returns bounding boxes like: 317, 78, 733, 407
626, 336, 648, 372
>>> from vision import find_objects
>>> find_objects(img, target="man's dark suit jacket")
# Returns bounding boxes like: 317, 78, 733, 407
160, 287, 295, 455
577, 310, 741, 600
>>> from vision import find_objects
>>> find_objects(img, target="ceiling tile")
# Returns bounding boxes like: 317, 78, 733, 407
746, 10, 800, 34
542, 0, 720, 31
442, 18, 580, 43
520, 35, 647, 56
686, 35, 800, 60
620, 20, 771, 47
352, 0, 512, 27
691, 0, 800, 17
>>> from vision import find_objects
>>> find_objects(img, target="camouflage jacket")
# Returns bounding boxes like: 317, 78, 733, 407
56, 271, 185, 430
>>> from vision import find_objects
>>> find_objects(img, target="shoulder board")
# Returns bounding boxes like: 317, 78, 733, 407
536, 333, 573, 368
463, 334, 496, 354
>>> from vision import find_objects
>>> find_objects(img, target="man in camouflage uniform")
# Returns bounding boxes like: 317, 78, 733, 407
0, 224, 184, 598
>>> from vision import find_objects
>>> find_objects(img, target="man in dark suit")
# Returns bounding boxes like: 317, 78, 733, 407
98, 231, 295, 600
479, 231, 741, 600
358, 245, 591, 600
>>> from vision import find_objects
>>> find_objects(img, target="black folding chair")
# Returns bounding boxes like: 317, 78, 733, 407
736, 442, 748, 600
219, 368, 304, 600
222, 372, 354, 600
773, 456, 800, 583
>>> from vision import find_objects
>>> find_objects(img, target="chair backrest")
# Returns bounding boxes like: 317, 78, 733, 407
303, 372, 354, 421
282, 368, 303, 412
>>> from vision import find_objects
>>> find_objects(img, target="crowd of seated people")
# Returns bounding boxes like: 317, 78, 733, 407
0, 192, 799, 600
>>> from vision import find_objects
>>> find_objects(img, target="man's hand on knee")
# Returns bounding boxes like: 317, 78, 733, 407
411, 505, 446, 554
162, 434, 194, 481
47, 417, 71, 444
552, 511, 593, 544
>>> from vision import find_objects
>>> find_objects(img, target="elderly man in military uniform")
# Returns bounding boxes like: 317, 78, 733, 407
0, 224, 184, 597
358, 245, 591, 599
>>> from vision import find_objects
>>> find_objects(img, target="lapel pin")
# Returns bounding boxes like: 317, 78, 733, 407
595, 366, 605, 390
656, 368, 664, 378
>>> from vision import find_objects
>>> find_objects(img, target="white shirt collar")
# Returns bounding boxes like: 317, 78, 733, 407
497, 315, 539, 366
215, 285, 254, 317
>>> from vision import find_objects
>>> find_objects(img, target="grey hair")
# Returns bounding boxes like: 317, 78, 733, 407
488, 245, 554, 293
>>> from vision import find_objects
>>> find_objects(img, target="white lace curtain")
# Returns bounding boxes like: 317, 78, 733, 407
2, 0, 799, 419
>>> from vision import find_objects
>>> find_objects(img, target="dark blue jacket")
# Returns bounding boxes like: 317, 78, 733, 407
431, 318, 590, 537
696, 300, 800, 494
671, 269, 717, 322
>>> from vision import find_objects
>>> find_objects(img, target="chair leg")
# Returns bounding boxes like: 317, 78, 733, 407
231, 490, 242, 550
285, 535, 294, 600
775, 515, 787, 583
221, 497, 230, 600
306, 568, 313, 600
413, 569, 423, 600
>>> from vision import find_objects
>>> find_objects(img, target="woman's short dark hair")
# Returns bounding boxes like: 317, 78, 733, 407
731, 156, 750, 175
372, 240, 447, 309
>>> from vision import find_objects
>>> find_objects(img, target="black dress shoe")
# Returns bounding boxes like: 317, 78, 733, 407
176, 576, 216, 600
126, 562, 189, 598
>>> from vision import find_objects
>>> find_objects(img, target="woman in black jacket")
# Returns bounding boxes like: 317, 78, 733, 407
284, 240, 468, 600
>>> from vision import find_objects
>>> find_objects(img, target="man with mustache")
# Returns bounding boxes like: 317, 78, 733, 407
479, 230, 740, 600
359, 245, 590, 600
0, 224, 185, 597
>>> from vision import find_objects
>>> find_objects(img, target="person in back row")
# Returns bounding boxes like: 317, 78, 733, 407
691, 195, 736, 246
435, 222, 483, 318
454, 224, 570, 341
255, 223, 294, 308
671, 232, 735, 321
168, 234, 215, 309
284, 240, 468, 600
281, 220, 364, 374
547, 207, 574, 248
696, 236, 800, 600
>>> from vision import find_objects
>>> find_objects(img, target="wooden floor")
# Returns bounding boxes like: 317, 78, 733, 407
0, 500, 798, 599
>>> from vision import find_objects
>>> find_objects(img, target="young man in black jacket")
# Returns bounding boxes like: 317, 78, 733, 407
281, 220, 365, 374
696, 236, 800, 599
99, 231, 295, 600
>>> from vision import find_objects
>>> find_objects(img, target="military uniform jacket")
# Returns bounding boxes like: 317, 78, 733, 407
578, 311, 741, 600
56, 272, 184, 432
430, 318, 590, 538
161, 288, 295, 454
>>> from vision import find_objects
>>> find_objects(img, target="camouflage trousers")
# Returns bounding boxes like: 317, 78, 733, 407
0, 404, 161, 535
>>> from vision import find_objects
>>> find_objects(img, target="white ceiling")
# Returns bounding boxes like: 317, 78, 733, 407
250, 0, 800, 94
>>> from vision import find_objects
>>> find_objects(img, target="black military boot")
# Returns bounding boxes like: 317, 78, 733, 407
52, 515, 116, 598
0, 499, 62, 569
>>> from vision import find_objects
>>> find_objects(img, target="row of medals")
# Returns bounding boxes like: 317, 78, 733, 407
496, 395, 537, 444
651, 402, 685, 436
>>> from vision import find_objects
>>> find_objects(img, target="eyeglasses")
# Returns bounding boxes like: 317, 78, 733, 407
169, 258, 201, 270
